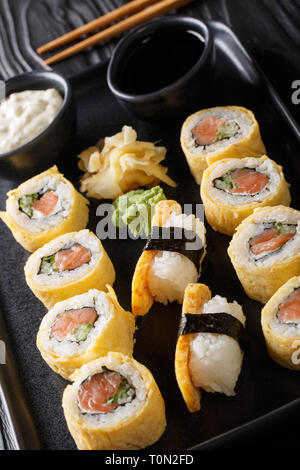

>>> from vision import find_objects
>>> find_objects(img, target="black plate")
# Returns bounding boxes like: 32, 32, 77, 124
0, 21, 299, 451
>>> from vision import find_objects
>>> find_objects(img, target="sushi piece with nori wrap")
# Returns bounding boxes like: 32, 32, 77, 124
175, 283, 246, 412
261, 275, 300, 370
0, 165, 89, 252
62, 352, 166, 450
36, 286, 135, 380
228, 205, 300, 304
180, 106, 266, 184
200, 155, 291, 235
131, 200, 206, 316
25, 229, 115, 309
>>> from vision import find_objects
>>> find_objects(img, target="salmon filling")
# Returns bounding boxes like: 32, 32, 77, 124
192, 116, 240, 147
250, 225, 296, 258
32, 191, 59, 215
278, 288, 300, 324
18, 190, 59, 218
214, 168, 269, 195
50, 307, 98, 342
39, 243, 92, 275
54, 244, 91, 272
78, 370, 136, 414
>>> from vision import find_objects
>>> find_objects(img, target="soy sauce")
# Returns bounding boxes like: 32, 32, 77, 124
119, 30, 205, 95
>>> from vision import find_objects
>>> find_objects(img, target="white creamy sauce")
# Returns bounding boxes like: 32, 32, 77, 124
0, 88, 63, 154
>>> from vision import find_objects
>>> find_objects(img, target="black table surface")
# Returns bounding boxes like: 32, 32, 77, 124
0, 0, 299, 451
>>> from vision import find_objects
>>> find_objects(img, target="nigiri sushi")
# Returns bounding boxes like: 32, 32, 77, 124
175, 283, 245, 412
131, 200, 206, 316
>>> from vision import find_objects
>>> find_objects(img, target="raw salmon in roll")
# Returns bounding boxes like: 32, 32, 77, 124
201, 155, 291, 235
0, 166, 89, 252
62, 352, 166, 450
131, 200, 206, 316
180, 106, 266, 184
261, 276, 300, 370
37, 287, 135, 380
25, 229, 115, 309
228, 206, 300, 304
175, 283, 245, 412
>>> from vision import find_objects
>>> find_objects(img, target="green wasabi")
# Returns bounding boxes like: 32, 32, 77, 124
112, 186, 166, 237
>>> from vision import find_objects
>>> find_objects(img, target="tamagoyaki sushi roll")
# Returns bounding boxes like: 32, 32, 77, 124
228, 206, 300, 304
175, 283, 245, 412
62, 352, 166, 450
180, 106, 266, 184
131, 200, 206, 316
261, 276, 300, 370
0, 166, 89, 252
36, 287, 135, 380
200, 155, 291, 235
24, 229, 115, 309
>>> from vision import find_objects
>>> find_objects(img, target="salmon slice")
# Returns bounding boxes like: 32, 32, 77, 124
54, 243, 91, 271
50, 307, 98, 341
78, 371, 121, 413
192, 116, 226, 146
229, 169, 269, 195
278, 288, 300, 324
32, 191, 59, 215
250, 227, 295, 256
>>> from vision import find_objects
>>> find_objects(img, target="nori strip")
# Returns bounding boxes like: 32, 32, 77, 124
144, 226, 204, 269
178, 312, 245, 346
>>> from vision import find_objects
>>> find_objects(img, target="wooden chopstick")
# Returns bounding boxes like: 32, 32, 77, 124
42, 0, 194, 66
37, 0, 161, 55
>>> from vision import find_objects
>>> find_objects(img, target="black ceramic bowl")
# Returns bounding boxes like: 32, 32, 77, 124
0, 70, 76, 182
107, 16, 213, 122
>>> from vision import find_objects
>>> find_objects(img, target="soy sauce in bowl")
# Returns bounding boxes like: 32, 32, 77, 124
107, 16, 213, 121
119, 30, 205, 95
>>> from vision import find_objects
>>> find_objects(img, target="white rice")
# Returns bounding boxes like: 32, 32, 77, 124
147, 212, 206, 305
29, 230, 101, 286
231, 207, 300, 267
189, 295, 245, 396
148, 251, 199, 304
183, 107, 254, 155
70, 356, 147, 427
269, 277, 300, 338
39, 289, 112, 356
206, 156, 281, 206
9, 174, 71, 232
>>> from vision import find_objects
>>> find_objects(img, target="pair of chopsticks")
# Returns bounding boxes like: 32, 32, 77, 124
37, 0, 194, 66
